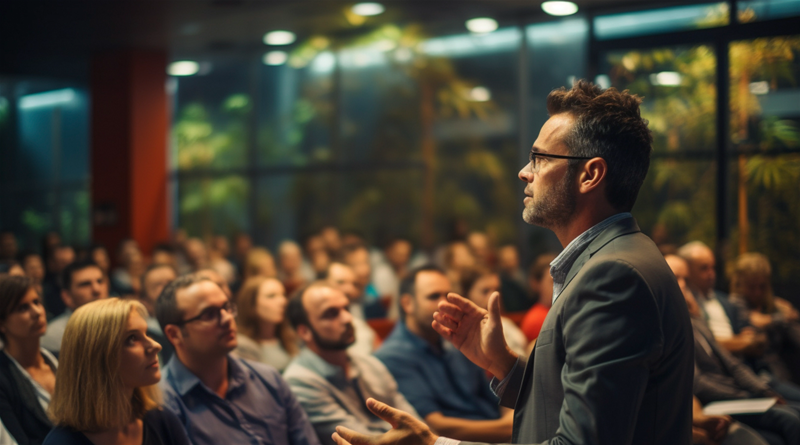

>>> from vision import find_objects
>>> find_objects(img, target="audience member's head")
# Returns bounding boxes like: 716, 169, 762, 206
48, 245, 75, 274
0, 231, 18, 262
399, 266, 450, 343
730, 252, 773, 311
184, 238, 209, 271
677, 241, 716, 295
496, 245, 520, 276
461, 268, 500, 311
278, 241, 304, 276
341, 243, 371, 293
49, 298, 161, 433
151, 243, 177, 269
236, 276, 295, 353
528, 253, 557, 305
0, 275, 46, 345
444, 241, 476, 272
467, 232, 493, 268
21, 252, 45, 284
195, 268, 232, 300
384, 239, 412, 272
243, 247, 277, 281
323, 261, 359, 303
320, 226, 342, 256
211, 236, 231, 259
341, 230, 365, 250
665, 254, 702, 319
287, 282, 355, 353
90, 244, 111, 274
1, 261, 25, 277
60, 260, 108, 311
233, 233, 253, 262
140, 264, 177, 316
156, 275, 238, 362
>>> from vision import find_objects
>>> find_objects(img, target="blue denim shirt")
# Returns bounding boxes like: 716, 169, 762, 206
374, 322, 500, 420
161, 355, 320, 445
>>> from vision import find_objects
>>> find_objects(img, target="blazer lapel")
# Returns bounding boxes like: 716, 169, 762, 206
6, 355, 52, 427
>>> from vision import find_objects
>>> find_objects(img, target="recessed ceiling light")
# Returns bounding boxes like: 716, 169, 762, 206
468, 86, 491, 102
541, 1, 579, 16
352, 2, 385, 16
263, 51, 288, 66
465, 17, 498, 33
264, 30, 296, 46
167, 61, 200, 76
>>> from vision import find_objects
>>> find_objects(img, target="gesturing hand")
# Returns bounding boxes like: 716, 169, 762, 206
432, 291, 518, 379
332, 398, 438, 445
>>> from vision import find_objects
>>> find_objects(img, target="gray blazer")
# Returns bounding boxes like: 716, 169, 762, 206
467, 217, 694, 445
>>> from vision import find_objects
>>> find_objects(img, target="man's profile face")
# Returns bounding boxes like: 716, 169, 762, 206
65, 266, 108, 309
409, 271, 450, 336
302, 286, 355, 351
174, 280, 238, 357
666, 255, 701, 318
519, 114, 578, 229
686, 248, 716, 294
327, 263, 359, 303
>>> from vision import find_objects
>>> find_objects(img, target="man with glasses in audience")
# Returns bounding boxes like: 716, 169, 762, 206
156, 275, 319, 445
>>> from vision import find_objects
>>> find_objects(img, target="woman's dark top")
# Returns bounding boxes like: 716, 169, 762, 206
42, 409, 191, 445
0, 350, 56, 445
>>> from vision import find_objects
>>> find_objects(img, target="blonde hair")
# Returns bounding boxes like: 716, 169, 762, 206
729, 252, 774, 312
236, 276, 298, 356
243, 248, 277, 281
49, 298, 160, 432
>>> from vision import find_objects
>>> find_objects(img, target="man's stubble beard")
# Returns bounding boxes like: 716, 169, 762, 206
522, 166, 577, 230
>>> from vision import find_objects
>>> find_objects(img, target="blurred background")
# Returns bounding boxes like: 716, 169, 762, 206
1, 0, 799, 297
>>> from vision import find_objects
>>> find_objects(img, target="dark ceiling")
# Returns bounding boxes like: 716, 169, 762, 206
0, 0, 664, 79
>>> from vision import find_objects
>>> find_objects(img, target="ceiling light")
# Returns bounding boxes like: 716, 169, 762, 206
465, 18, 498, 34
649, 71, 682, 86
264, 30, 296, 46
352, 2, 385, 16
541, 1, 579, 16
468, 86, 491, 102
263, 51, 288, 66
167, 61, 200, 76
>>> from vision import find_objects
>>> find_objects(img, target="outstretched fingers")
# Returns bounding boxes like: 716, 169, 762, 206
332, 432, 353, 445
334, 426, 372, 445
365, 398, 408, 429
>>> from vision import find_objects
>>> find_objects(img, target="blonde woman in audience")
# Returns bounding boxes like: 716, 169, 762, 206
234, 276, 299, 371
460, 268, 529, 357
44, 299, 190, 445
0, 276, 56, 445
243, 247, 277, 282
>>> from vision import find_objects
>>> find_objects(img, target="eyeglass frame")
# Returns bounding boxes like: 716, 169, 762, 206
528, 150, 596, 173
174, 300, 238, 327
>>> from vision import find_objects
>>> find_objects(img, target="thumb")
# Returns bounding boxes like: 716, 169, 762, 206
488, 291, 503, 329
365, 398, 406, 429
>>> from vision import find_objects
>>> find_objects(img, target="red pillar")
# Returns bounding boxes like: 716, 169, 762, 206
90, 50, 170, 258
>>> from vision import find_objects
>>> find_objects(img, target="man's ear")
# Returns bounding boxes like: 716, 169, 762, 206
400, 293, 414, 317
578, 157, 608, 194
164, 324, 183, 348
61, 289, 75, 311
296, 325, 313, 345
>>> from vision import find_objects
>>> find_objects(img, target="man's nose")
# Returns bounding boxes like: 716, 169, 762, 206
519, 163, 534, 182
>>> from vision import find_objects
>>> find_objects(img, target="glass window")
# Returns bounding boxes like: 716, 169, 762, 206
594, 3, 729, 40
738, 0, 800, 22
176, 175, 250, 238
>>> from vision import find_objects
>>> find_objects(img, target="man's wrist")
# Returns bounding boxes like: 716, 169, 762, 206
489, 349, 518, 380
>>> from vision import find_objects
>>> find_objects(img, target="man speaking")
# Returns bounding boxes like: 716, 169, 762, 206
332, 80, 694, 445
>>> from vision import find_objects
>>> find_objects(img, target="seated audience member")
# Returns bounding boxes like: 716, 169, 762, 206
41, 260, 108, 354
323, 262, 377, 354
0, 233, 17, 265
151, 243, 178, 270
370, 238, 412, 321
729, 253, 800, 383
283, 282, 419, 445
208, 238, 236, 288
278, 241, 308, 296
41, 244, 75, 318
466, 232, 493, 270
89, 244, 111, 279
305, 235, 331, 279
0, 276, 56, 445
233, 276, 298, 371
111, 239, 142, 296
679, 241, 766, 358
139, 264, 177, 361
374, 266, 512, 442
460, 268, 528, 356
243, 247, 278, 282
182, 238, 210, 274
495, 245, 531, 313
21, 253, 45, 296
341, 244, 383, 319
666, 254, 800, 445
156, 275, 319, 445
0, 262, 24, 277
520, 253, 556, 341
442, 242, 476, 295
44, 298, 190, 445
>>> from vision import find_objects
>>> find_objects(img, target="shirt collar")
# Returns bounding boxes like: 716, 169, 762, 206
294, 348, 359, 387
549, 212, 632, 303
165, 354, 247, 397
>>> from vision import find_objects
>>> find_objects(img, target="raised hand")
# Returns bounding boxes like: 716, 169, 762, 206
432, 291, 518, 379
332, 398, 438, 445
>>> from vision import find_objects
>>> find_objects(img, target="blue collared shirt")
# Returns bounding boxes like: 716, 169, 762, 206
374, 322, 500, 420
550, 212, 632, 303
161, 355, 320, 445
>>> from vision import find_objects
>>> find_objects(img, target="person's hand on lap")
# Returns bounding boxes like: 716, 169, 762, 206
332, 398, 438, 445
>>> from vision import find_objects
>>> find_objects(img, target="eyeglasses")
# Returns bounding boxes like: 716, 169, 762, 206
528, 150, 594, 173
176, 301, 237, 327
